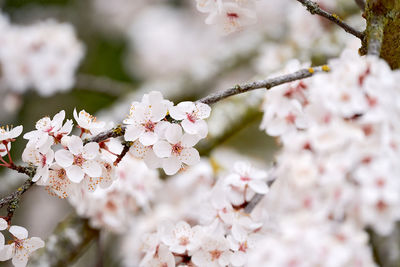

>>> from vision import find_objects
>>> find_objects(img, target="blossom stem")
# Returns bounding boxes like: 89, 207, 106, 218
295, 0, 364, 39
4, 142, 13, 165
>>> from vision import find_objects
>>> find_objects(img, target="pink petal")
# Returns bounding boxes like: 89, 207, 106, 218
66, 165, 85, 183
162, 156, 181, 175
153, 141, 172, 158
9, 226, 28, 240
179, 148, 200, 166
55, 150, 73, 168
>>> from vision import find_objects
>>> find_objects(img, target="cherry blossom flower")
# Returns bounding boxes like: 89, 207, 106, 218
22, 145, 54, 183
204, 2, 257, 35
153, 124, 200, 175
190, 232, 232, 267
43, 164, 78, 199
23, 110, 73, 153
160, 221, 200, 254
224, 161, 269, 194
0, 225, 44, 267
140, 244, 175, 267
55, 135, 101, 183
124, 91, 170, 146
169, 101, 211, 138
73, 109, 106, 136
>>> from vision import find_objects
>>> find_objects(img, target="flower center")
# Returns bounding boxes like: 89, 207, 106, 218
179, 236, 189, 246
57, 168, 67, 179
73, 154, 85, 167
172, 143, 183, 155
209, 249, 222, 261
186, 113, 197, 123
143, 121, 155, 132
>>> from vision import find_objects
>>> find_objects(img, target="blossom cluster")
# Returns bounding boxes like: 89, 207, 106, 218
124, 91, 211, 175
195, 0, 258, 34
0, 13, 84, 96
138, 161, 271, 266
0, 218, 44, 267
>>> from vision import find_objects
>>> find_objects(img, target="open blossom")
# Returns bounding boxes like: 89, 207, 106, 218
44, 164, 78, 199
153, 124, 200, 175
160, 221, 201, 254
124, 91, 170, 146
23, 110, 73, 153
22, 146, 54, 183
203, 1, 257, 35
73, 109, 106, 136
0, 226, 44, 267
169, 101, 211, 138
55, 135, 101, 183
224, 161, 269, 194
191, 232, 232, 267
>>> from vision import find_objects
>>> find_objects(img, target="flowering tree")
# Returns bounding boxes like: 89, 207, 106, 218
0, 0, 399, 266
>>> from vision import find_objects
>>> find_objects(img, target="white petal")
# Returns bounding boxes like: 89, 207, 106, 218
52, 110, 66, 129
144, 150, 162, 169
165, 124, 182, 144
55, 150, 73, 168
147, 91, 163, 105
249, 180, 269, 194
9, 226, 28, 240
83, 142, 99, 160
82, 161, 102, 178
150, 104, 167, 122
68, 136, 83, 155
181, 134, 200, 147
66, 165, 85, 183
124, 125, 144, 142
12, 250, 28, 267
177, 101, 195, 113
0, 218, 7, 230
25, 237, 45, 251
181, 119, 199, 135
153, 141, 172, 158
169, 106, 186, 120
10, 126, 23, 139
162, 157, 181, 175
139, 131, 158, 146
0, 244, 13, 261
0, 233, 4, 250
129, 140, 148, 159
179, 148, 200, 166
196, 103, 211, 119
73, 108, 79, 122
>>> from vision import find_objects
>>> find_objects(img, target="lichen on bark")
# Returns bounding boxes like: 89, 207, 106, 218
361, 0, 400, 69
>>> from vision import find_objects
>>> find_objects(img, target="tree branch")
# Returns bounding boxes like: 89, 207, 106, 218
198, 65, 330, 105
295, 0, 365, 40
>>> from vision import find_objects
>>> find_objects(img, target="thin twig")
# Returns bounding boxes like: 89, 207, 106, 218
244, 177, 276, 214
198, 65, 330, 105
295, 0, 364, 40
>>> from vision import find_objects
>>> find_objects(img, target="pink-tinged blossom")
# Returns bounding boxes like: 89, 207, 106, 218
43, 164, 77, 199
55, 135, 101, 183
139, 244, 175, 267
73, 109, 106, 136
191, 232, 232, 267
153, 124, 200, 175
224, 161, 269, 194
160, 221, 200, 254
0, 226, 44, 267
22, 146, 54, 183
124, 91, 170, 146
169, 101, 211, 138
23, 110, 73, 153
204, 2, 257, 35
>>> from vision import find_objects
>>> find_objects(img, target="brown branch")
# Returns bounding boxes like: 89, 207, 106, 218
198, 65, 329, 105
295, 0, 365, 40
